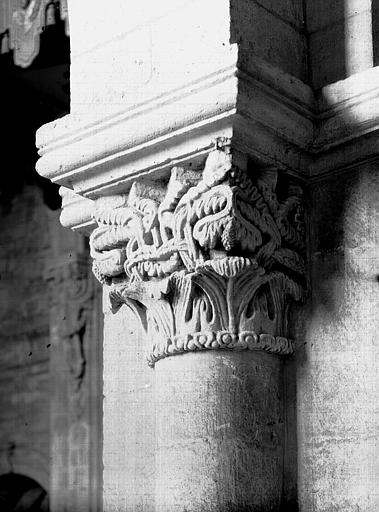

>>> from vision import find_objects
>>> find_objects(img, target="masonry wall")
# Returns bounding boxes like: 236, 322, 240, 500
231, 0, 307, 82
0, 185, 53, 491
0, 184, 103, 510
298, 162, 379, 511
26, 1, 379, 510
306, 0, 374, 88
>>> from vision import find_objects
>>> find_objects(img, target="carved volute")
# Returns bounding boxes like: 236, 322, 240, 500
89, 142, 305, 366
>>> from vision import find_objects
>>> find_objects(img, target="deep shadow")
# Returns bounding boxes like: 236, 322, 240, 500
0, 473, 49, 512
304, 0, 347, 88
0, 20, 69, 213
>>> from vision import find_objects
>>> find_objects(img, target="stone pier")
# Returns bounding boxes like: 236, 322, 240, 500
35, 1, 379, 510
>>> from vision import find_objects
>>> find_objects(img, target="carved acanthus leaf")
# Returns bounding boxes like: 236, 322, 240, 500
89, 145, 305, 365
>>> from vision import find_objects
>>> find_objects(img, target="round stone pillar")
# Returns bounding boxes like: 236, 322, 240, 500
86, 148, 305, 511
155, 351, 284, 512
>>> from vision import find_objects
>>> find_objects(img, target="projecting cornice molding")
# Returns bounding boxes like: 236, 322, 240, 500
36, 65, 239, 198
34, 44, 378, 372
88, 145, 305, 365
36, 60, 379, 212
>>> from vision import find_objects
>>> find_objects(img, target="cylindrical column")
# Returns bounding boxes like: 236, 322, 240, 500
155, 351, 284, 512
86, 147, 304, 512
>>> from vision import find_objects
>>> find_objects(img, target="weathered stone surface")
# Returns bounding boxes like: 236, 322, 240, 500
90, 145, 305, 510
0, 186, 51, 490
0, 185, 103, 511
69, 0, 234, 116
257, 0, 304, 28
90, 147, 305, 366
103, 305, 155, 511
307, 0, 373, 88
46, 217, 103, 512
231, 0, 307, 81
306, 0, 371, 32
155, 351, 284, 512
297, 164, 379, 512
32, 2, 379, 511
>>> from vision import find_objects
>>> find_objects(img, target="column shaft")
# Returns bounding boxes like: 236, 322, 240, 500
155, 352, 284, 511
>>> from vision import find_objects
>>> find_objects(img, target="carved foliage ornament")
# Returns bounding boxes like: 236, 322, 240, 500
46, 253, 94, 410
90, 146, 305, 366
0, 0, 69, 67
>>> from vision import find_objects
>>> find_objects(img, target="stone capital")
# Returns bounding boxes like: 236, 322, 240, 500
89, 142, 305, 365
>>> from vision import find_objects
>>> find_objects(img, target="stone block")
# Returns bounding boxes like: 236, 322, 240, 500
103, 306, 155, 511
69, 0, 190, 57
257, 0, 304, 27
231, 0, 308, 81
309, 9, 373, 88
70, 0, 235, 115
306, 0, 371, 32
297, 163, 379, 512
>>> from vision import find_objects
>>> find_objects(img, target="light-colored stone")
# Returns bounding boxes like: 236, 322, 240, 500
155, 351, 284, 511
298, 164, 379, 512
89, 147, 305, 366
103, 305, 155, 511
88, 145, 305, 510
33, 2, 379, 511
69, 0, 234, 117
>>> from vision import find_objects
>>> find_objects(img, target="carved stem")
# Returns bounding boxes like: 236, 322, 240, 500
226, 277, 236, 334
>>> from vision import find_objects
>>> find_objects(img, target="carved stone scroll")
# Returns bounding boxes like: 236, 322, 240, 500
90, 143, 305, 365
